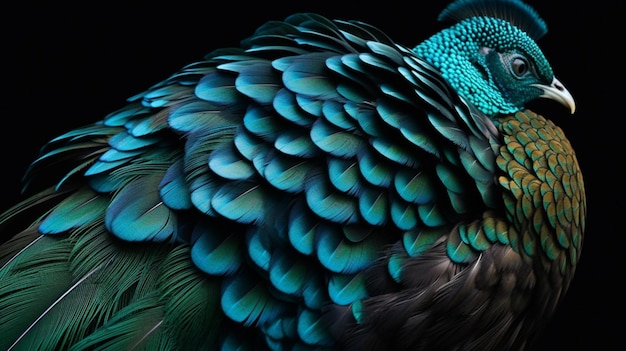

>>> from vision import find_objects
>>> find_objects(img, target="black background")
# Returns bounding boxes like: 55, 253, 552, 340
1, 1, 622, 350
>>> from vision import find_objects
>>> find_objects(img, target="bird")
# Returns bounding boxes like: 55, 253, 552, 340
0, 0, 585, 350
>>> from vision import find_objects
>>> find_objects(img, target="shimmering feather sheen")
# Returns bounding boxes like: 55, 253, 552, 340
0, 1, 584, 350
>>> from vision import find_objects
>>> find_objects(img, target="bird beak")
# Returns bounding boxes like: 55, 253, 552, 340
532, 78, 576, 114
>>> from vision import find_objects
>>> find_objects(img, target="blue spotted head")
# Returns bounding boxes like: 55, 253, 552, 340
413, 0, 575, 116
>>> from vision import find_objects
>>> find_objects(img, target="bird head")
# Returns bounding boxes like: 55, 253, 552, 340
413, 0, 575, 117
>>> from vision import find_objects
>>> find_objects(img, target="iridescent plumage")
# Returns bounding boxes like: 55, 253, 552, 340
0, 1, 585, 350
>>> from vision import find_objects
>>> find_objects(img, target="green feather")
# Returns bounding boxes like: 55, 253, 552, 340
38, 188, 108, 234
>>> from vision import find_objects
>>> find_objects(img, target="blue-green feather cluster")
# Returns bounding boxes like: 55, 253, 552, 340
0, 1, 584, 350
15, 12, 505, 349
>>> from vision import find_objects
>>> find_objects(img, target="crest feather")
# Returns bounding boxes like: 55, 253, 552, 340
438, 0, 548, 39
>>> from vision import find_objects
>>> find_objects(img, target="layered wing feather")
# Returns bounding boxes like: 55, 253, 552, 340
0, 10, 584, 351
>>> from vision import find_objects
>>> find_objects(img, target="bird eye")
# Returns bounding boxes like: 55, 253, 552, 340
511, 57, 528, 77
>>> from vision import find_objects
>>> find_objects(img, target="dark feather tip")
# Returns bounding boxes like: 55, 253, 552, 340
438, 0, 548, 39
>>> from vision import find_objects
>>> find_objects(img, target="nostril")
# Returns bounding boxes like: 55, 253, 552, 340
553, 79, 565, 91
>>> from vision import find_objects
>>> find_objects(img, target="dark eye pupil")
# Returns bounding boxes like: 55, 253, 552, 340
513, 58, 527, 76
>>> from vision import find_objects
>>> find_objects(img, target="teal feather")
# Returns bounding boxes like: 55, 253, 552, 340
366, 41, 404, 65
190, 224, 243, 275
332, 24, 368, 48
277, 53, 339, 100
435, 163, 466, 194
379, 83, 418, 106
269, 254, 308, 295
400, 124, 442, 158
287, 200, 317, 255
387, 252, 407, 283
210, 181, 267, 224
125, 111, 169, 137
159, 160, 193, 210
220, 274, 286, 327
315, 223, 380, 274
87, 174, 123, 194
397, 66, 422, 92
418, 202, 448, 227
38, 188, 107, 234
262, 317, 295, 344
326, 57, 375, 104
168, 100, 238, 134
371, 137, 419, 167
460, 150, 494, 182
233, 62, 281, 105
328, 273, 368, 305
446, 230, 478, 263
233, 127, 271, 165
427, 112, 471, 149
301, 276, 327, 310
337, 54, 367, 77
446, 188, 473, 215
295, 94, 324, 117
208, 143, 255, 180
187, 171, 220, 216
350, 301, 364, 324
305, 176, 359, 224
84, 158, 129, 177
402, 227, 447, 257
310, 120, 363, 158
347, 104, 381, 137
358, 52, 397, 74
375, 97, 413, 130
327, 158, 360, 194
105, 175, 178, 242
242, 105, 281, 141
274, 129, 318, 157
272, 89, 316, 127
336, 18, 395, 44
468, 134, 496, 173
185, 128, 236, 215
342, 224, 377, 243
103, 104, 149, 127
0, 232, 78, 351
322, 100, 357, 130
358, 151, 393, 187
142, 83, 191, 107
358, 188, 388, 226
97, 148, 141, 163
296, 309, 332, 346
394, 168, 437, 205
246, 229, 272, 271
264, 154, 312, 192
377, 100, 442, 157
390, 197, 419, 230
27, 130, 109, 168
195, 72, 242, 105
293, 31, 349, 54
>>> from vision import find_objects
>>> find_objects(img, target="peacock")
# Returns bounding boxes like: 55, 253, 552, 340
0, 0, 585, 350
